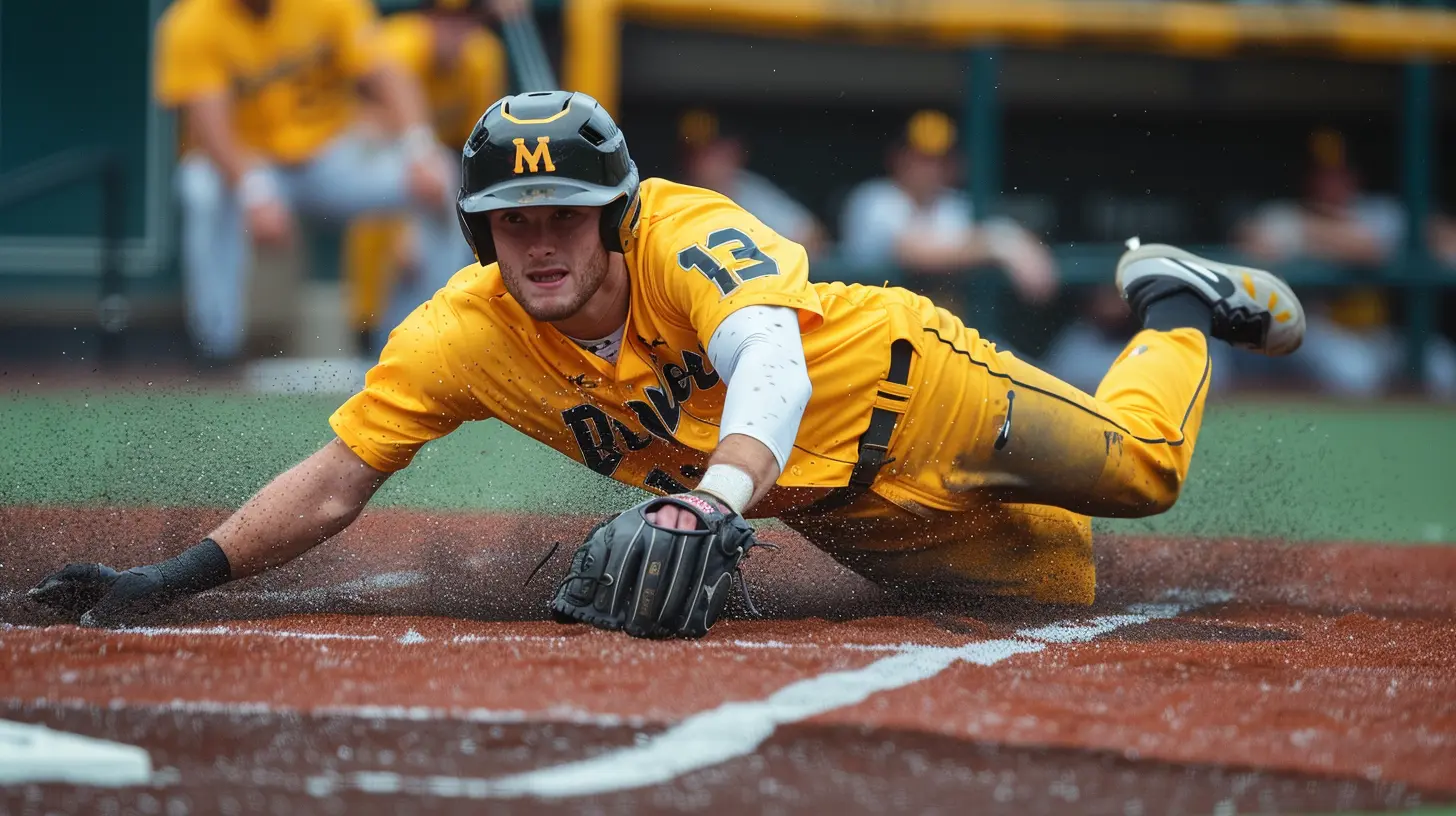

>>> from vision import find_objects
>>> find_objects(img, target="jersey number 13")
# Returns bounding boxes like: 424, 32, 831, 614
676, 227, 780, 296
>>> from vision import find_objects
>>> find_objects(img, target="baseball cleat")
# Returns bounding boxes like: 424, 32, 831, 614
1116, 239, 1305, 356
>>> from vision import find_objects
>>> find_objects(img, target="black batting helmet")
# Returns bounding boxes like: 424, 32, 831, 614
457, 90, 641, 266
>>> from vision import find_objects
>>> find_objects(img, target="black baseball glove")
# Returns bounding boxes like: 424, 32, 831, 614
548, 492, 765, 639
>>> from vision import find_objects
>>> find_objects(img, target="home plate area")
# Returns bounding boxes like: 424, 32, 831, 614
2, 508, 1455, 814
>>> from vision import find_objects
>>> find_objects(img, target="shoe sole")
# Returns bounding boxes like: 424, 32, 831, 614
1116, 243, 1306, 356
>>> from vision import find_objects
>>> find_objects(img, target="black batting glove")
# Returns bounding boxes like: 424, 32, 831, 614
28, 539, 233, 628
28, 563, 122, 613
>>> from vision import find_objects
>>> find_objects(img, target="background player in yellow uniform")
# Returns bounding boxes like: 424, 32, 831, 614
30, 92, 1305, 637
343, 0, 513, 354
155, 0, 467, 363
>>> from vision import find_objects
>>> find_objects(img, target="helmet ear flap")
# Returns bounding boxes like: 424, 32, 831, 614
600, 192, 639, 255
458, 208, 497, 266
600, 162, 642, 254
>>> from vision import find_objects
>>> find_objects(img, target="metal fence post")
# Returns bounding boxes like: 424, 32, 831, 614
1400, 2, 1439, 388
967, 46, 1001, 223
965, 45, 1006, 340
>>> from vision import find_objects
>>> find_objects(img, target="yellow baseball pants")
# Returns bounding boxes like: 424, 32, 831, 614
782, 305, 1212, 606
342, 216, 409, 334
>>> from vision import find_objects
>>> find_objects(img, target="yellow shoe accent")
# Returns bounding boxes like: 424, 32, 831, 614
1242, 272, 1257, 299
1267, 291, 1279, 310
1275, 310, 1292, 323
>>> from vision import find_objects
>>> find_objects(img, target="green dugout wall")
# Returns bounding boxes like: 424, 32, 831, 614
0, 0, 174, 294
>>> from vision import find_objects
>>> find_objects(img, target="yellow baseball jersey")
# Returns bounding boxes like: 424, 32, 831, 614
329, 178, 934, 513
1327, 287, 1389, 331
154, 0, 382, 165
378, 13, 507, 150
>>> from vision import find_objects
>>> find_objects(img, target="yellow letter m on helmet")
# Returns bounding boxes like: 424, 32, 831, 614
512, 136, 556, 174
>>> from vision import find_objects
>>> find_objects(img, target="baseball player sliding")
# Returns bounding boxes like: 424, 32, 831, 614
31, 92, 1305, 639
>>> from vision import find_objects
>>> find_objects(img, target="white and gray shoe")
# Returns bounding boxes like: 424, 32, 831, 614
1116, 240, 1306, 356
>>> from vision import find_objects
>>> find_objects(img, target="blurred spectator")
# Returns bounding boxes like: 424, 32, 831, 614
155, 0, 466, 364
838, 109, 1059, 311
677, 109, 829, 259
1234, 128, 1455, 398
1041, 288, 1137, 394
344, 0, 517, 354
1430, 215, 1456, 264
1420, 215, 1456, 397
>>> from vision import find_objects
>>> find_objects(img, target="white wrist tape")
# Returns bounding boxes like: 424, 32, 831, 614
694, 464, 755, 516
402, 124, 438, 160
981, 216, 1024, 257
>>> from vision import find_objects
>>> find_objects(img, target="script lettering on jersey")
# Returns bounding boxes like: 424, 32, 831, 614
625, 350, 720, 442
233, 44, 334, 98
513, 137, 556, 174
561, 406, 655, 479
562, 405, 622, 475
560, 351, 720, 489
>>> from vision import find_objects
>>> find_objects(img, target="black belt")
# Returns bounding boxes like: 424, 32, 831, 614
805, 338, 914, 513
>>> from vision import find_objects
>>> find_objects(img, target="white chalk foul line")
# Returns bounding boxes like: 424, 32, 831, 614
1, 622, 385, 642
308, 593, 1224, 801
2, 622, 906, 652
0, 572, 428, 606
449, 632, 907, 653
252, 571, 429, 604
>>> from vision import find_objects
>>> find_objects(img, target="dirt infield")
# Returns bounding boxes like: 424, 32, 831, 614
3, 506, 1455, 813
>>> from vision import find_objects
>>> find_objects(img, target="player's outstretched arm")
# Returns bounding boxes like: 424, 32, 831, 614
29, 438, 390, 627
207, 437, 390, 576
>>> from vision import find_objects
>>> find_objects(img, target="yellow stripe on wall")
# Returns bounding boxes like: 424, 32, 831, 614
610, 0, 1456, 62
565, 0, 623, 117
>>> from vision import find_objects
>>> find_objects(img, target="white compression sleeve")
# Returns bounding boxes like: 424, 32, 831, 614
705, 305, 813, 473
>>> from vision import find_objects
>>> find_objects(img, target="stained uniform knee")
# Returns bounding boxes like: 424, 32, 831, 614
1118, 462, 1184, 517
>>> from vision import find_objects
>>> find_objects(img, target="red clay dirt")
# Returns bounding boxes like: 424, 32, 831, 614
2, 505, 1455, 814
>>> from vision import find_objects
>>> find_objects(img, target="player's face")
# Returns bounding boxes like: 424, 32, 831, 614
686, 139, 744, 194
490, 206, 610, 322
893, 148, 952, 204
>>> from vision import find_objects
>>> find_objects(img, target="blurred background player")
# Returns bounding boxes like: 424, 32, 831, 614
344, 0, 525, 355
1234, 128, 1456, 398
676, 108, 829, 260
838, 109, 1059, 319
154, 0, 462, 365
1041, 278, 1239, 397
